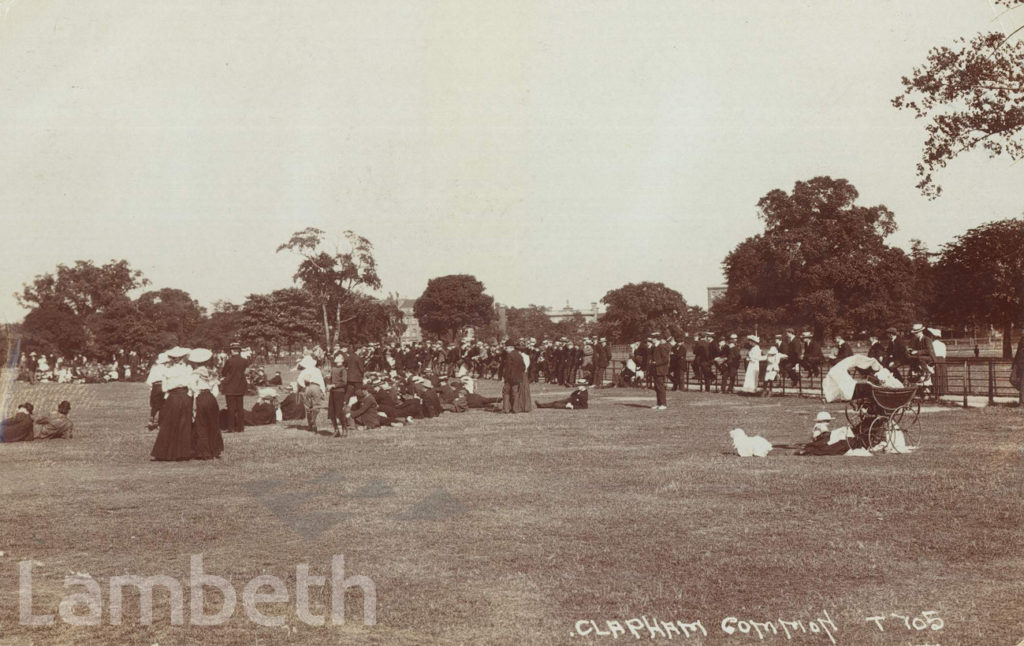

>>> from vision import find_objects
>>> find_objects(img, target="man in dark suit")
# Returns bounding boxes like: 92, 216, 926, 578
693, 334, 712, 392
591, 339, 608, 387
782, 329, 803, 386
724, 334, 741, 393
831, 334, 853, 366
220, 343, 249, 433
501, 342, 526, 413
338, 345, 365, 434
867, 332, 886, 362
649, 332, 671, 409
801, 332, 823, 378
884, 327, 909, 382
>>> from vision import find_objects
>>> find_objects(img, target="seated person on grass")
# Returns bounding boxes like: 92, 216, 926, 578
1, 403, 35, 443
34, 400, 74, 439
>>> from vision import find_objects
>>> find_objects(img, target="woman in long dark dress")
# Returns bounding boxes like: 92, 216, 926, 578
189, 350, 223, 460
151, 347, 195, 461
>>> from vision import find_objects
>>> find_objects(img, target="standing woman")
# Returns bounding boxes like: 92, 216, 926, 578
189, 348, 223, 460
740, 335, 763, 394
1011, 335, 1024, 408
145, 352, 168, 430
151, 347, 194, 461
514, 342, 534, 413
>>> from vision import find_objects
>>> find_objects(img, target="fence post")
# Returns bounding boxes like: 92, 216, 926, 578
988, 360, 995, 405
964, 360, 970, 409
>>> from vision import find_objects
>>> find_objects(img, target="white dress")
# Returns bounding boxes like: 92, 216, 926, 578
741, 345, 762, 393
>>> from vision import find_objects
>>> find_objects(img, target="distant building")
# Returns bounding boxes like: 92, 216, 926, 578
395, 298, 422, 343
707, 286, 727, 311
546, 301, 602, 324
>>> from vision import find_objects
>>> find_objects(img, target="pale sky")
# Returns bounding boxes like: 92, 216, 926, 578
1, 0, 1022, 322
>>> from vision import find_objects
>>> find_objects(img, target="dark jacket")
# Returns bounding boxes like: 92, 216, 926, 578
502, 350, 526, 385
651, 343, 671, 376
220, 355, 249, 396
1, 412, 35, 443
345, 353, 365, 384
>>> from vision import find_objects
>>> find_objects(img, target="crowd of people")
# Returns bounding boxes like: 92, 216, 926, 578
5, 321, 1020, 451
617, 324, 948, 401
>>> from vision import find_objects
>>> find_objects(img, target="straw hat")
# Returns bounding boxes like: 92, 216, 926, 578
815, 411, 833, 422
188, 348, 213, 364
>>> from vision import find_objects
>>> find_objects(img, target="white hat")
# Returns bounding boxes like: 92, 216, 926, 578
166, 346, 190, 359
155, 352, 169, 365
188, 348, 213, 364
910, 323, 925, 333
257, 387, 278, 399
298, 356, 316, 370
747, 335, 760, 343
815, 411, 833, 422
767, 346, 778, 355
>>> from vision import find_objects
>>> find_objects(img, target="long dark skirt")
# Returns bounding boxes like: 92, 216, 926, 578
151, 388, 194, 461
192, 390, 223, 460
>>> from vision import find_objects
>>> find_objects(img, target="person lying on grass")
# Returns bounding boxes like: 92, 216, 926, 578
535, 381, 589, 410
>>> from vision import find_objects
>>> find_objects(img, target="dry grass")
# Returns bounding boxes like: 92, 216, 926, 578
0, 380, 1021, 645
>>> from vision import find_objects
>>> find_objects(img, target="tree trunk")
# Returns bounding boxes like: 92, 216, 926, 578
334, 302, 342, 350
1003, 321, 1014, 359
322, 303, 331, 351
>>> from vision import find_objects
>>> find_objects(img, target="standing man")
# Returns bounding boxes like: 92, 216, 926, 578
501, 341, 526, 413
592, 337, 609, 387
782, 329, 803, 387
693, 333, 712, 392
220, 342, 249, 433
724, 334, 741, 393
649, 332, 671, 410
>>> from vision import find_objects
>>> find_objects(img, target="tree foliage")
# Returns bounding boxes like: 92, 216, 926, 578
239, 288, 321, 352
21, 303, 90, 357
135, 288, 206, 344
414, 275, 495, 342
893, 1, 1024, 197
505, 305, 560, 341
933, 218, 1024, 357
277, 228, 382, 349
17, 259, 148, 317
712, 177, 919, 336
598, 282, 699, 342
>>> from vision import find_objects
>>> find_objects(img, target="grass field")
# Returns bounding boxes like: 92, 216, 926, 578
0, 379, 1021, 645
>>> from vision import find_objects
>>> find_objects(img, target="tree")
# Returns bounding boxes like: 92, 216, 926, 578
239, 288, 321, 352
88, 298, 164, 358
712, 177, 919, 336
933, 218, 1024, 358
17, 259, 148, 317
893, 0, 1024, 198
135, 288, 206, 345
336, 294, 406, 344
598, 282, 696, 342
505, 305, 559, 341
190, 301, 244, 351
413, 275, 495, 342
21, 303, 89, 356
277, 228, 382, 349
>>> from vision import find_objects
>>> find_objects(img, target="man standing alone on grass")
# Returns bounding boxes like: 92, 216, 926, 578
650, 332, 670, 410
501, 340, 526, 414
220, 342, 249, 433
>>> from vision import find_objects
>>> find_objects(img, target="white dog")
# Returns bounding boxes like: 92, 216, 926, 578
730, 428, 773, 458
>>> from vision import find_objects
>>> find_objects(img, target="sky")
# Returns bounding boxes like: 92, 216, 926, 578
1, 0, 1022, 323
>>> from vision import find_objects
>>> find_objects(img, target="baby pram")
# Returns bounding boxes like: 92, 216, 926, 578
824, 355, 922, 452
